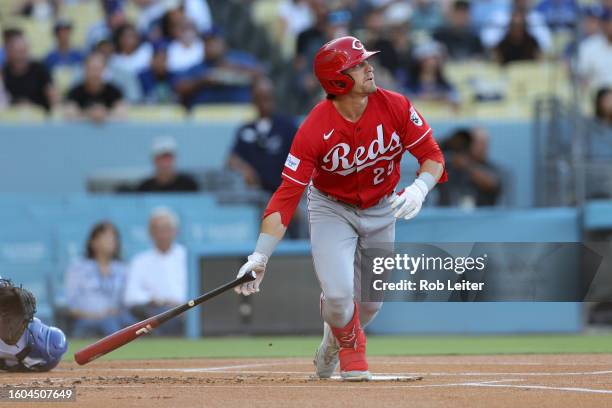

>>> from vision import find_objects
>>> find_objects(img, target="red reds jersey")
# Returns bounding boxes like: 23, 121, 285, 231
281, 88, 433, 208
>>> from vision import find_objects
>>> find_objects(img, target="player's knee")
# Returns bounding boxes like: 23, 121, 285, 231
359, 302, 383, 327
321, 297, 354, 328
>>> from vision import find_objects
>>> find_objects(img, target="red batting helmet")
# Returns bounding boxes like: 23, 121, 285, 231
313, 36, 379, 96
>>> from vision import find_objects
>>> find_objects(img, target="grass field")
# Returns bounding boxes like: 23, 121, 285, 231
63, 333, 612, 361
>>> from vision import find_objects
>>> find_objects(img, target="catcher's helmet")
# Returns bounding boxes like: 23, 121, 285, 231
313, 36, 379, 96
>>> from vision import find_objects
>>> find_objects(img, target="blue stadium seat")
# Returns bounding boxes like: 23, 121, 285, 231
181, 205, 259, 244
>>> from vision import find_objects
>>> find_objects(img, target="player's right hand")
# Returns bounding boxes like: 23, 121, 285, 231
389, 179, 428, 220
234, 252, 268, 296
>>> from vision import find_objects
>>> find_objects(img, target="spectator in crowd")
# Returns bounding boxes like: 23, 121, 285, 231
13, 0, 59, 20
495, 10, 542, 64
471, 0, 510, 30
64, 52, 126, 123
535, 0, 580, 30
138, 43, 175, 104
581, 4, 605, 39
2, 29, 58, 112
405, 41, 459, 106
577, 9, 612, 93
279, 0, 314, 36
438, 128, 502, 207
44, 20, 84, 70
595, 87, 612, 126
227, 77, 297, 193
173, 30, 263, 108
163, 8, 204, 73
108, 23, 153, 102
410, 0, 445, 33
565, 5, 604, 59
362, 5, 411, 88
480, 0, 551, 52
86, 0, 128, 51
178, 0, 213, 35
294, 7, 350, 110
92, 38, 115, 62
434, 0, 484, 60
133, 0, 170, 39
137, 136, 199, 192
386, 12, 418, 90
65, 222, 134, 338
136, 0, 212, 43
295, 0, 331, 65
124, 207, 187, 336
0, 74, 8, 109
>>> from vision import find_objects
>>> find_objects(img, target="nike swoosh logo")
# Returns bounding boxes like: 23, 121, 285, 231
323, 129, 334, 140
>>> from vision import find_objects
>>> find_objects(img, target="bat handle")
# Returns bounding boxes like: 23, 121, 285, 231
237, 270, 257, 284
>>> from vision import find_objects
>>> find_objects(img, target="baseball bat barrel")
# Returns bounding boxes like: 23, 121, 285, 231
74, 271, 256, 365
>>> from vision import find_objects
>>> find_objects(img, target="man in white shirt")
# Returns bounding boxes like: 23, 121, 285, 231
124, 207, 187, 335
577, 9, 612, 94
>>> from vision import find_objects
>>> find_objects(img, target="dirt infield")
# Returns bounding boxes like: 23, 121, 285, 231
2, 354, 612, 407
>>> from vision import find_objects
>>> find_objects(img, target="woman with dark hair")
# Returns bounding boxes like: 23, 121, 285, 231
405, 41, 459, 106
495, 11, 541, 65
108, 23, 153, 102
595, 87, 612, 126
64, 222, 133, 337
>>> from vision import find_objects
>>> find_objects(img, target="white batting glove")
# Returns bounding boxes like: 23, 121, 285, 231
234, 252, 268, 296
389, 179, 429, 220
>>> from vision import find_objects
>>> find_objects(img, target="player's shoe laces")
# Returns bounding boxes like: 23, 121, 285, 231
330, 303, 372, 382
313, 322, 339, 378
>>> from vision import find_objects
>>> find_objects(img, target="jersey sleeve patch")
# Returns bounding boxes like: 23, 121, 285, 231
284, 153, 301, 171
409, 106, 423, 127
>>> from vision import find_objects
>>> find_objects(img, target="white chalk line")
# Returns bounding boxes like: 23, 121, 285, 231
468, 382, 612, 395
373, 360, 612, 366
70, 380, 523, 390
66, 368, 612, 377
50, 361, 296, 374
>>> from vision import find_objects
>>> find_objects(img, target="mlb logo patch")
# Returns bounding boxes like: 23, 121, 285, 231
410, 107, 423, 127
285, 153, 300, 171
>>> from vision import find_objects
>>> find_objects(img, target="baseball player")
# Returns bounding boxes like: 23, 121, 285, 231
234, 36, 447, 381
0, 278, 68, 372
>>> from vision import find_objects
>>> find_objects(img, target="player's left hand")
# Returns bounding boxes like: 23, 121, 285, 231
389, 180, 428, 220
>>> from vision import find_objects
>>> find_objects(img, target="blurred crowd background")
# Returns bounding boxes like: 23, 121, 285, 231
0, 0, 610, 119
1, 0, 612, 337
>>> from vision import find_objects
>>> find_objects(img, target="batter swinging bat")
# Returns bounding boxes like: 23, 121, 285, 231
74, 271, 257, 365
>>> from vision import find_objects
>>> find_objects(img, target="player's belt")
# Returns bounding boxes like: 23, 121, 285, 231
312, 186, 394, 209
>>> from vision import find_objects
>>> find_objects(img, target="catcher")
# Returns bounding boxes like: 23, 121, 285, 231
0, 278, 67, 372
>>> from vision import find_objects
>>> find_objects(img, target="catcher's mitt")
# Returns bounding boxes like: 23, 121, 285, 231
0, 279, 36, 345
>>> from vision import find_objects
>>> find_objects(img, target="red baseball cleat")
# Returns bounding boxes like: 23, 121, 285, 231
330, 303, 371, 381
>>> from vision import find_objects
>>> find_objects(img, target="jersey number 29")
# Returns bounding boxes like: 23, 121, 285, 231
373, 161, 394, 185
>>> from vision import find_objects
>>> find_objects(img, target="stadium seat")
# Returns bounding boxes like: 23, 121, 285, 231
127, 105, 187, 122
52, 66, 79, 97
0, 107, 47, 123
60, 1, 103, 47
